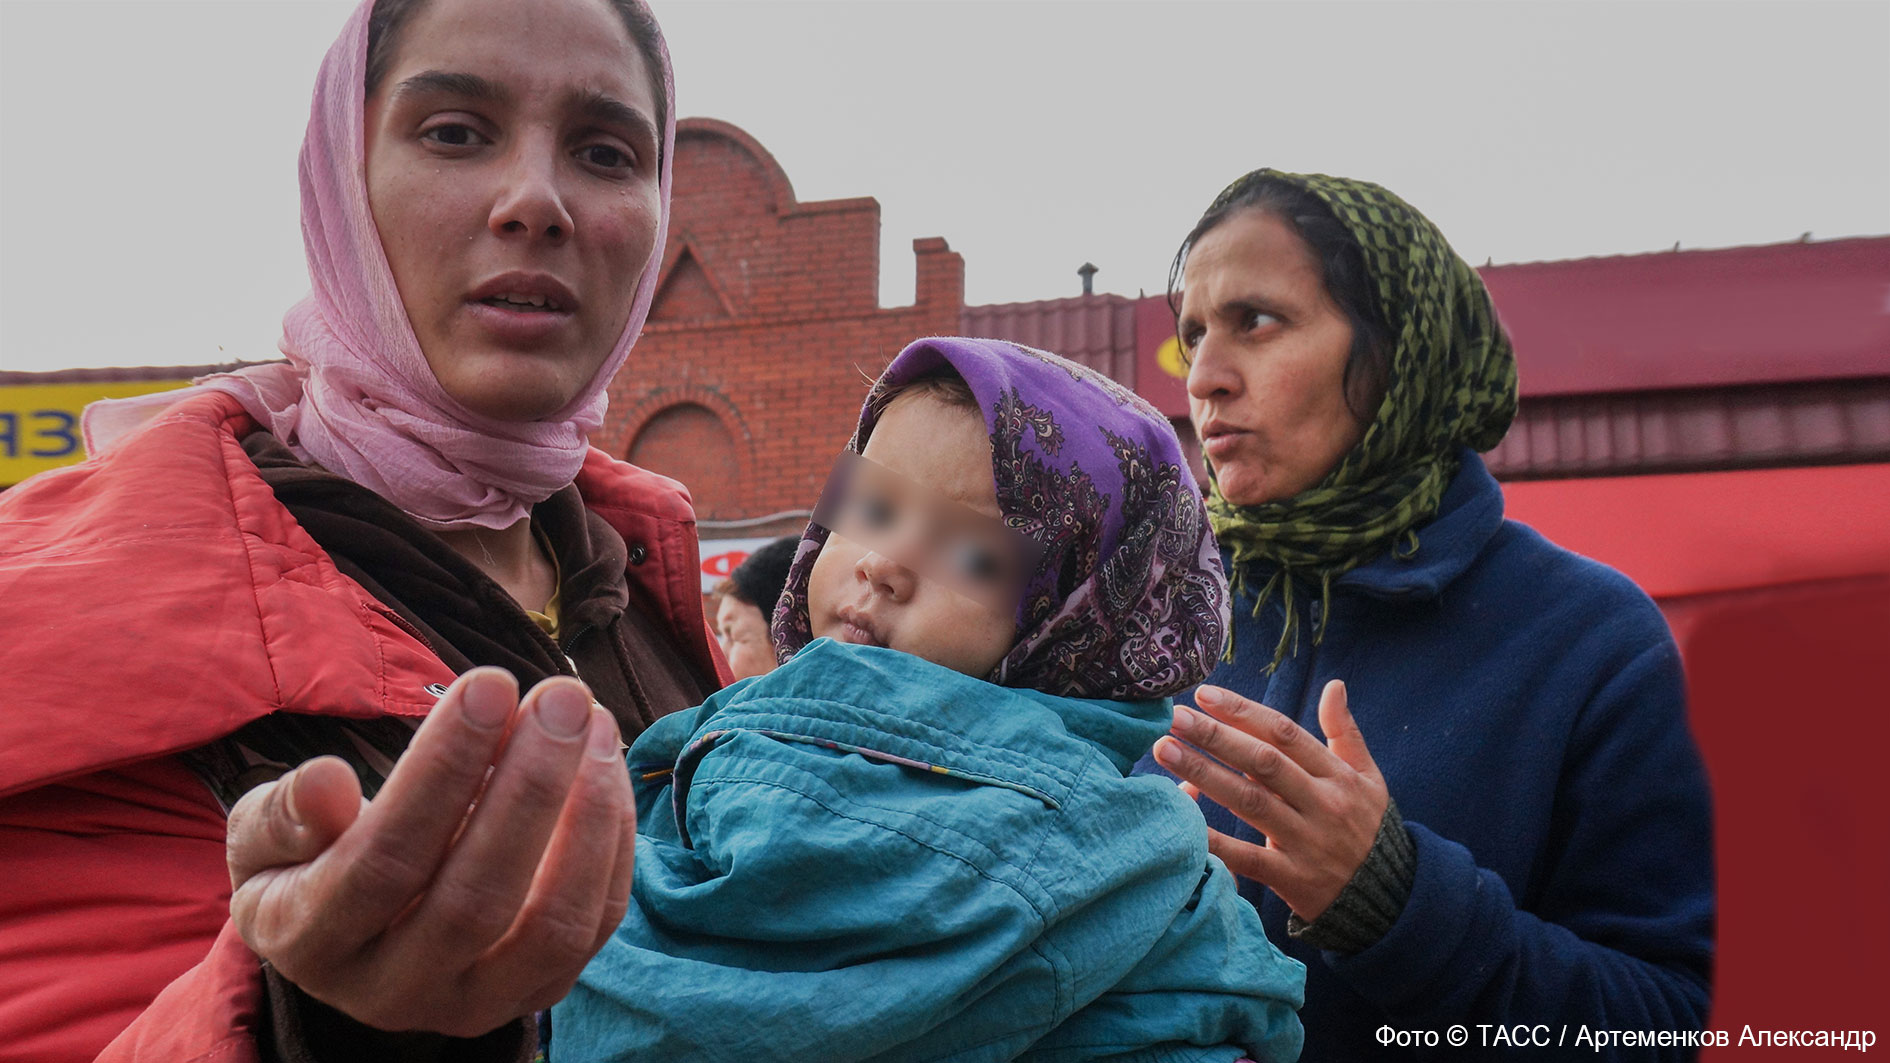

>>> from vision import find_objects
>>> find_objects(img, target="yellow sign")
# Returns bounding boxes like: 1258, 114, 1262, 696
0, 380, 194, 486
1155, 335, 1190, 380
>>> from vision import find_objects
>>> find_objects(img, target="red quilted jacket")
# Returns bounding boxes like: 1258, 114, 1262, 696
0, 392, 728, 1063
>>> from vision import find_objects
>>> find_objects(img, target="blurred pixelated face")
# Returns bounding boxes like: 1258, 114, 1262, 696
1179, 208, 1367, 507
715, 593, 776, 682
804, 392, 1023, 678
363, 0, 661, 421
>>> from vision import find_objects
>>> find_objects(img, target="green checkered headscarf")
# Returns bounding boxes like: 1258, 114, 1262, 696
1194, 170, 1517, 671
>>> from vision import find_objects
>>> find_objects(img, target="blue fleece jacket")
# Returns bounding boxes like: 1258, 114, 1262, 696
1139, 450, 1714, 1060
555, 638, 1305, 1063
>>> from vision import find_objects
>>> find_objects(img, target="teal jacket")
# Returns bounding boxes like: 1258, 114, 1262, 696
555, 639, 1304, 1062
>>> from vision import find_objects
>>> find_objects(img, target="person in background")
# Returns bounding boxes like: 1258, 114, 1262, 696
0, 1, 727, 1060
1144, 169, 1714, 1059
713, 534, 799, 680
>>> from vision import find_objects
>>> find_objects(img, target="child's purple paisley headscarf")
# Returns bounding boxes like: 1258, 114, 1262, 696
773, 337, 1228, 701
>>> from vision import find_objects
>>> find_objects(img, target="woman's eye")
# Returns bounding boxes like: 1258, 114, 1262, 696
579, 143, 634, 170
1243, 309, 1280, 331
1178, 327, 1202, 362
421, 123, 486, 148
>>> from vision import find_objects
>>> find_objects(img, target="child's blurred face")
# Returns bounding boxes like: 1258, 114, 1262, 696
806, 391, 1020, 677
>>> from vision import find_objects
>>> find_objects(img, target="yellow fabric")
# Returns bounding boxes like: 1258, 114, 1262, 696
526, 521, 563, 639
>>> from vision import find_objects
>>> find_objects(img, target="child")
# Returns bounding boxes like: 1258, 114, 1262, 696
554, 337, 1305, 1062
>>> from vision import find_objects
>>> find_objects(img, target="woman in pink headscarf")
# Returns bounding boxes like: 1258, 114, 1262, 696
0, 1, 727, 1059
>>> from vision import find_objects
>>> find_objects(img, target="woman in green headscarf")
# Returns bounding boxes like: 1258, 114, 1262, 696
1144, 170, 1715, 1059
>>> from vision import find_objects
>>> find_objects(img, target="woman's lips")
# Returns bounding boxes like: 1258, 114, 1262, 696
464, 299, 577, 346
464, 273, 581, 346
1202, 429, 1250, 462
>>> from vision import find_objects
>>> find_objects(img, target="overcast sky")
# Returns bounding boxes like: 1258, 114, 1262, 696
2, 0, 1886, 374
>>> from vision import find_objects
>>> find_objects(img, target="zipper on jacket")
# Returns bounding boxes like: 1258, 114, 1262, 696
559, 623, 592, 680
378, 603, 446, 663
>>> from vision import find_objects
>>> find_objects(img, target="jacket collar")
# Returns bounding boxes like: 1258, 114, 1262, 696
1333, 447, 1505, 601
748, 640, 1171, 778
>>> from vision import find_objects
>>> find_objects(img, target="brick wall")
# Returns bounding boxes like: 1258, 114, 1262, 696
603, 118, 964, 524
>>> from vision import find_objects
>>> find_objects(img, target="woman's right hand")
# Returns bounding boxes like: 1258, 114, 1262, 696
224, 668, 635, 1038
1151, 679, 1387, 924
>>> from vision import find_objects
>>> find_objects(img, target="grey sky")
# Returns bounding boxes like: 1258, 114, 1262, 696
2, 0, 1886, 373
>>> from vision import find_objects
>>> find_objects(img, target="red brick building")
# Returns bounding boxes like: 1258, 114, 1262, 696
601, 118, 965, 539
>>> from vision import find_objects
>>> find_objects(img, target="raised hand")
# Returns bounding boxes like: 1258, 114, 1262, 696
226, 667, 635, 1037
1152, 679, 1387, 922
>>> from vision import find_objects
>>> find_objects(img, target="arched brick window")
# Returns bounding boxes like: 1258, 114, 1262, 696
628, 403, 741, 516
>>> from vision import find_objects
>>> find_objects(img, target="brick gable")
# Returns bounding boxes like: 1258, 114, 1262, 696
605, 118, 964, 526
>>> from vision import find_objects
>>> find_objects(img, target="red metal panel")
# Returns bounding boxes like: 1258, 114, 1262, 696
1133, 296, 1190, 418
1486, 378, 1890, 478
1510, 465, 1890, 1052
1481, 236, 1890, 397
960, 295, 1138, 387
1661, 576, 1890, 1051
1501, 462, 1890, 600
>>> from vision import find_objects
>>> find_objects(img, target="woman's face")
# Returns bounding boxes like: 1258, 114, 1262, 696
364, 0, 661, 422
715, 593, 776, 681
805, 391, 1019, 679
1179, 208, 1368, 507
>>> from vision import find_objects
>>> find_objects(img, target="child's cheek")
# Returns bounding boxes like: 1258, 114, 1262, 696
803, 538, 851, 630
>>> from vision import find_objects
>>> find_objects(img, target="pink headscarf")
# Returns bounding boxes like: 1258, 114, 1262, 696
85, 0, 676, 530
